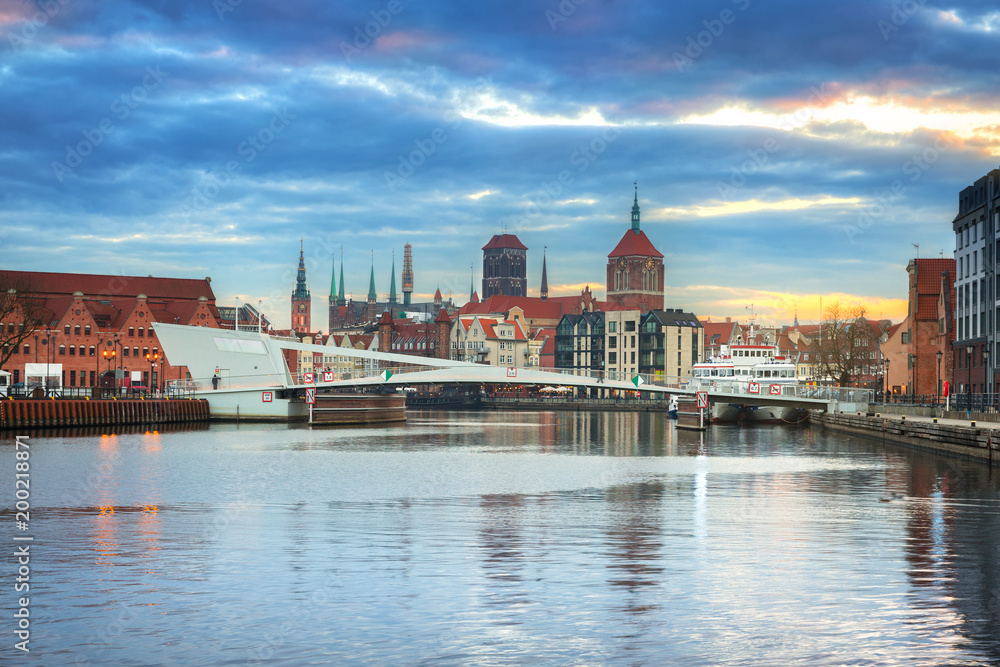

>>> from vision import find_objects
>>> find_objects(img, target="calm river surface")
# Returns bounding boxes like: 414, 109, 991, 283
4, 410, 1000, 666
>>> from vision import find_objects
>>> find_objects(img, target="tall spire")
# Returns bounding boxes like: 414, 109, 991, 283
368, 251, 377, 302
292, 239, 310, 300
470, 264, 474, 303
631, 181, 640, 233
337, 247, 345, 305
540, 246, 549, 301
329, 253, 337, 302
389, 251, 398, 305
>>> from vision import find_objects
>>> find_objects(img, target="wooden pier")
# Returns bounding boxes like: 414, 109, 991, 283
0, 398, 210, 430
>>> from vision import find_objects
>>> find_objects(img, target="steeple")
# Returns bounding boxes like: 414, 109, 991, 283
329, 253, 336, 303
367, 252, 377, 303
540, 247, 549, 301
631, 181, 640, 233
292, 239, 310, 300
389, 251, 398, 305
470, 264, 475, 303
337, 247, 346, 306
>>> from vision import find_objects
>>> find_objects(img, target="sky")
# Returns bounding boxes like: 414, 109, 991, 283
2, 0, 999, 330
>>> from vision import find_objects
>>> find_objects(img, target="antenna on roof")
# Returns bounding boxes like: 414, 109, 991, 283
912, 243, 919, 259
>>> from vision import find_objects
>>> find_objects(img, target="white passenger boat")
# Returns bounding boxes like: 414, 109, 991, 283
690, 337, 805, 424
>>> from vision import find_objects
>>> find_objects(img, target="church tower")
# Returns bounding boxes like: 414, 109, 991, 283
606, 184, 664, 313
482, 233, 527, 299
291, 240, 312, 333
328, 253, 337, 332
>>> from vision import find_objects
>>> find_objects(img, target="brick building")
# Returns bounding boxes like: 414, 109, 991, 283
482, 234, 528, 299
0, 270, 219, 391
605, 186, 664, 312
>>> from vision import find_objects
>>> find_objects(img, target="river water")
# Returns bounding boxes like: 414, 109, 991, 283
4, 410, 1000, 666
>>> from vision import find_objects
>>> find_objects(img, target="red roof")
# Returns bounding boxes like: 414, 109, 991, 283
482, 234, 527, 251
459, 293, 617, 321
703, 321, 738, 347
607, 230, 663, 259
0, 270, 216, 302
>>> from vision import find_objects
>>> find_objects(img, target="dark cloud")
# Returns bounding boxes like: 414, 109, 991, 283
1, 0, 994, 325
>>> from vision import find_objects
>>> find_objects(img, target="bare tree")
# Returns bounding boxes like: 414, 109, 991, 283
816, 301, 880, 386
0, 275, 46, 372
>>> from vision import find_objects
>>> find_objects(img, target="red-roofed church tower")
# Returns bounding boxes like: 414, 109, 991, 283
606, 184, 664, 312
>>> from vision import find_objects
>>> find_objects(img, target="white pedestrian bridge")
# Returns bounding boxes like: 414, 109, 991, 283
153, 323, 870, 419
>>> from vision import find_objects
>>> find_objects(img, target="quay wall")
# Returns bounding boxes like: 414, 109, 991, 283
817, 411, 1000, 463
0, 398, 210, 431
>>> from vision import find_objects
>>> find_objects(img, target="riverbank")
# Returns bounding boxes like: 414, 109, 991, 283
817, 410, 1000, 463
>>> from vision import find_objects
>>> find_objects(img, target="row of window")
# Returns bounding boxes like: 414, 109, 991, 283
5, 344, 160, 358
1, 323, 156, 338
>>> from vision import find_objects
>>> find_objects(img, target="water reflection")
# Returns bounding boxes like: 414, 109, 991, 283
6, 412, 1000, 665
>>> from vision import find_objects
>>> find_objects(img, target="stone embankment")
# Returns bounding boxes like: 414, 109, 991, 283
817, 411, 1000, 462
0, 398, 210, 430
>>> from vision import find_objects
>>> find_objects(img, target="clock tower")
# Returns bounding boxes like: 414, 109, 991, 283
291, 240, 312, 334
606, 185, 664, 312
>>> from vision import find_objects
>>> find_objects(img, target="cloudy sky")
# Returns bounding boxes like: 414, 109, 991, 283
2, 0, 997, 329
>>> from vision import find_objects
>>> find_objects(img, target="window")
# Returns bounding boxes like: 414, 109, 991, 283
609, 322, 617, 333
64, 325, 70, 335
59, 344, 65, 355
609, 336, 617, 349
69, 345, 76, 356
85, 325, 91, 336
625, 321, 636, 333
129, 326, 135, 337
90, 345, 96, 356
22, 343, 28, 355
138, 327, 144, 338
124, 346, 130, 357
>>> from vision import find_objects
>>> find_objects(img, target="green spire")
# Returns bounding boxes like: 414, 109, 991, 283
389, 252, 398, 304
329, 253, 337, 301
367, 255, 377, 302
631, 181, 640, 232
337, 251, 345, 305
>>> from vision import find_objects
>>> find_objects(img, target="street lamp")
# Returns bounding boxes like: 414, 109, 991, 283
936, 349, 942, 405
967, 344, 973, 413
908, 353, 916, 402
146, 352, 159, 397
102, 348, 115, 394
984, 346, 990, 412
42, 327, 55, 397
883, 358, 890, 402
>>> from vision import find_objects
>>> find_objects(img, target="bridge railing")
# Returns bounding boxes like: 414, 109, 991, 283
695, 380, 871, 403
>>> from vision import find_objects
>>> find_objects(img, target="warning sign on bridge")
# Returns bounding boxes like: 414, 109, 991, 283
748, 382, 760, 394
696, 391, 708, 409
769, 384, 781, 396
305, 388, 315, 404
